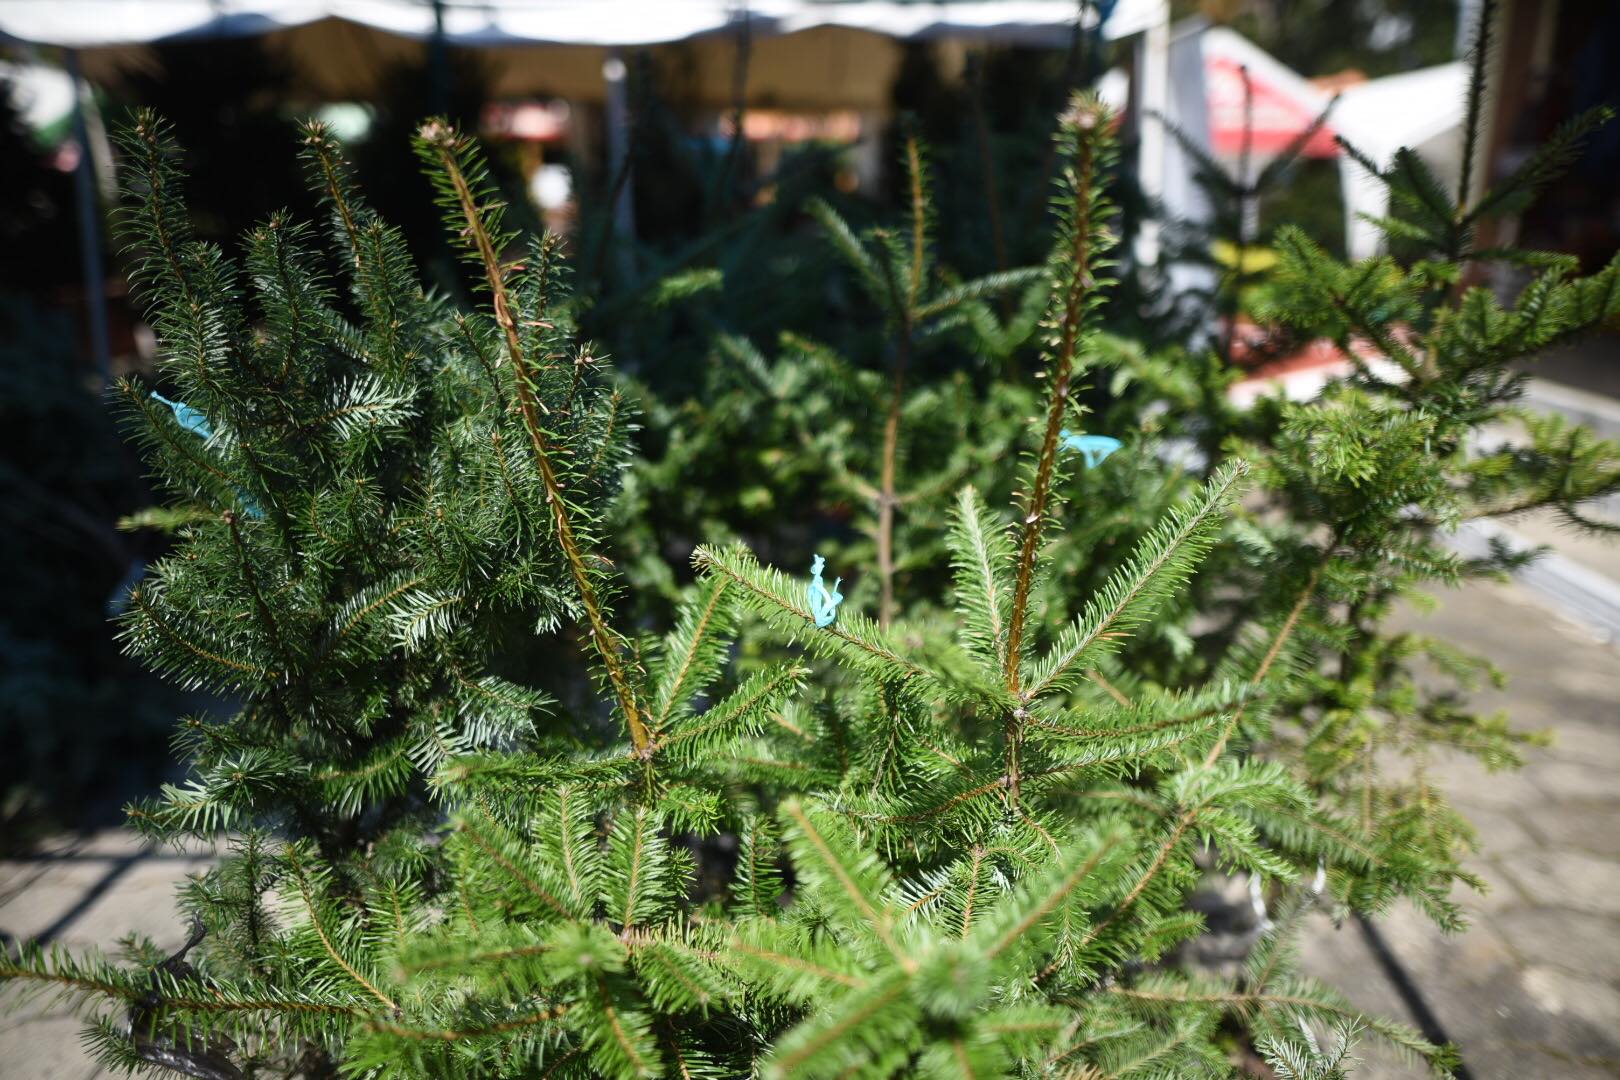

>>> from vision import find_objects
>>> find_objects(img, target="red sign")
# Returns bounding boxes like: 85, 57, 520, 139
1207, 56, 1338, 159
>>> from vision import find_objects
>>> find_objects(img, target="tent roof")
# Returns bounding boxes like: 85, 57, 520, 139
0, 0, 1163, 50
1, 0, 1166, 109
1193, 28, 1467, 167
1331, 61, 1467, 164
1198, 25, 1337, 159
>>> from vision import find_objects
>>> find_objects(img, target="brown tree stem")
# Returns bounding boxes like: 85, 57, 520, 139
1003, 124, 1099, 694
876, 334, 908, 629
425, 125, 651, 757
997, 109, 1104, 807
1202, 558, 1326, 768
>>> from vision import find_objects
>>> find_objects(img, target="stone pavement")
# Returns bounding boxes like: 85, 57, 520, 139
0, 834, 214, 1079
1298, 576, 1620, 1079
1, 576, 1616, 1079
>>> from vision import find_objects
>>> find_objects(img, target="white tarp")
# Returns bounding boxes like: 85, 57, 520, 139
0, 0, 1163, 50
1333, 61, 1466, 259
1, 0, 1167, 109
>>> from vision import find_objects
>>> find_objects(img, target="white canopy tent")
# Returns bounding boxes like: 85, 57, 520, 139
1, 0, 1173, 373
0, 1, 1167, 106
1333, 61, 1467, 260
1113, 21, 1467, 270
1, 0, 1166, 48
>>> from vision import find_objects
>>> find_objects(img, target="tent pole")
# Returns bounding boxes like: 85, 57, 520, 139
603, 51, 636, 252
430, 0, 450, 114
66, 48, 111, 384
1134, 7, 1170, 269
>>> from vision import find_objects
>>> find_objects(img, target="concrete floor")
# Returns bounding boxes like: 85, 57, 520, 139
0, 834, 214, 1080
1297, 577, 1620, 1079
1520, 336, 1620, 403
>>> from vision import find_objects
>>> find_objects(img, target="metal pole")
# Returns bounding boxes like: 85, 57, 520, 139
430, 0, 450, 115
66, 48, 111, 384
1134, 6, 1170, 269
603, 50, 636, 247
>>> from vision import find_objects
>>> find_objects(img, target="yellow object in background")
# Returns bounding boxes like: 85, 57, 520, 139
1212, 239, 1278, 274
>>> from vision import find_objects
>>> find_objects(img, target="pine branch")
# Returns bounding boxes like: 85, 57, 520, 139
366, 1004, 569, 1042
692, 544, 935, 686
1456, 0, 1495, 207
454, 816, 572, 919
779, 799, 910, 968
947, 486, 1014, 671
762, 971, 913, 1080
1004, 96, 1115, 695
417, 120, 651, 757
650, 577, 736, 731
1103, 984, 1443, 1067
980, 833, 1125, 961
1467, 105, 1615, 225
873, 136, 931, 629
656, 662, 808, 762
1202, 555, 1326, 768
300, 121, 365, 267
1023, 462, 1245, 701
285, 846, 398, 1013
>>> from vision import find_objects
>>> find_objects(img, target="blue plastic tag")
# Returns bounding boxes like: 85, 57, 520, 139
807, 554, 844, 628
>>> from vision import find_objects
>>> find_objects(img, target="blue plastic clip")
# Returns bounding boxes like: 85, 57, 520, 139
1059, 430, 1122, 469
150, 391, 263, 520
807, 554, 844, 629
151, 393, 215, 440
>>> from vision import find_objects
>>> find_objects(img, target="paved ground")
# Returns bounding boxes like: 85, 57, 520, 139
0, 835, 214, 1079
1298, 576, 1620, 1079
1520, 337, 1620, 402
1507, 507, 1620, 590
2, 579, 1617, 1079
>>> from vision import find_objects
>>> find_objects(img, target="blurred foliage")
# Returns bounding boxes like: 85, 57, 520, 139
0, 76, 180, 842
0, 76, 78, 292
1181, 0, 1459, 78
0, 299, 181, 848
110, 39, 317, 249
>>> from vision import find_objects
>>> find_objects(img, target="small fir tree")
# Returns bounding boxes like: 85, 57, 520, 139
1175, 0, 1620, 912
104, 111, 635, 856
8, 4, 1620, 1069
6, 96, 1460, 1079
0, 111, 637, 1074
736, 133, 1045, 628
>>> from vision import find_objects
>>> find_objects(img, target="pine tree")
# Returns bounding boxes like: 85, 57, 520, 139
8, 4, 1619, 1068
1184, 0, 1620, 913
105, 110, 640, 854
3, 95, 1459, 1079
0, 111, 638, 1074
